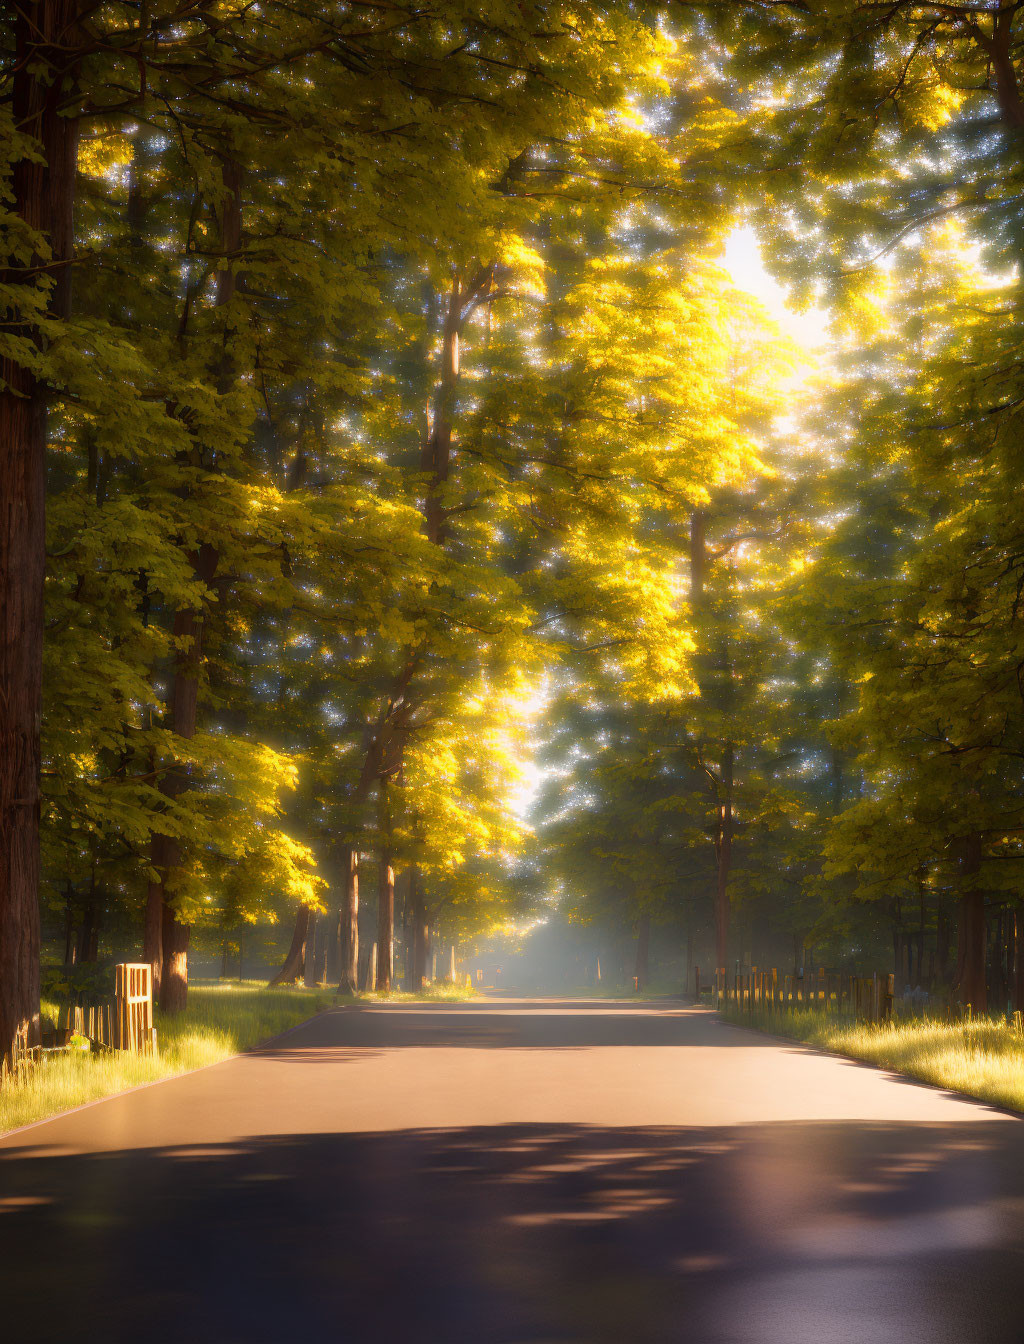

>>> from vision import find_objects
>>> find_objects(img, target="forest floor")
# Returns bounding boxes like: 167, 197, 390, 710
720, 1003, 1024, 1114
3, 979, 476, 1135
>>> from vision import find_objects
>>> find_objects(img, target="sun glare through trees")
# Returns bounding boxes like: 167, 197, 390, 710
4, 0, 1024, 1174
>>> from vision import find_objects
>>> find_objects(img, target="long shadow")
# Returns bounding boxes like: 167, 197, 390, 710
1, 1119, 1022, 1343
259, 1004, 764, 1056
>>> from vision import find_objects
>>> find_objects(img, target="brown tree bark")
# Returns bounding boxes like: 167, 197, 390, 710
410, 867, 430, 990
375, 776, 394, 992
377, 855, 395, 993
0, 1, 83, 1066
63, 884, 76, 966
302, 912, 319, 988
160, 902, 190, 1014
269, 905, 311, 987
955, 832, 986, 1013
690, 508, 733, 974
148, 541, 219, 1013
689, 510, 706, 603
715, 744, 734, 975
143, 862, 165, 998
420, 268, 492, 545
339, 846, 360, 993
147, 161, 240, 1012
75, 889, 100, 963
986, 7, 1024, 132
633, 913, 650, 990
1014, 908, 1024, 1013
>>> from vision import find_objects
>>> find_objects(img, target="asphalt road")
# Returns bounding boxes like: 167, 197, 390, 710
1, 998, 1022, 1343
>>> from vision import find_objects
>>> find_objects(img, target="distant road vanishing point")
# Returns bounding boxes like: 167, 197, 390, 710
2, 997, 1022, 1344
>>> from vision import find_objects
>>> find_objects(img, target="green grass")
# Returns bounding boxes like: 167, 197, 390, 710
564, 981, 686, 1000
335, 982, 481, 1005
722, 1003, 1024, 1114
1, 979, 333, 1136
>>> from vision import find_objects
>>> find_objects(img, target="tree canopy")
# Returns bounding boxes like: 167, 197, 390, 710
4, 0, 1024, 1060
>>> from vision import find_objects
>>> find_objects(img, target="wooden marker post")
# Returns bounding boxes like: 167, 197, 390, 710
114, 963, 156, 1054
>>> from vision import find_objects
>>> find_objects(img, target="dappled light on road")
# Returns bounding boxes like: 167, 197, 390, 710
2, 1000, 1021, 1342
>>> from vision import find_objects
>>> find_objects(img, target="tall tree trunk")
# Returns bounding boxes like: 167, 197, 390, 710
160, 902, 190, 1013
690, 508, 733, 974
63, 883, 76, 966
376, 778, 394, 992
377, 855, 394, 993
715, 744, 734, 973
410, 867, 429, 991
955, 831, 986, 1013
339, 846, 360, 993
633, 913, 650, 990
148, 162, 240, 1012
0, 1, 82, 1067
150, 541, 219, 1014
936, 904, 952, 986
143, 864, 165, 998
1014, 908, 1024, 1013
303, 912, 319, 988
990, 908, 1008, 1011
269, 906, 310, 986
75, 888, 100, 963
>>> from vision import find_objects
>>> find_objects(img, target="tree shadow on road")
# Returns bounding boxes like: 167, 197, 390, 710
259, 1005, 761, 1056
1, 1117, 1021, 1344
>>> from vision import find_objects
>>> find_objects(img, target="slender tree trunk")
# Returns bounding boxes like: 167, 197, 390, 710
269, 906, 311, 986
160, 902, 190, 1013
633, 913, 650, 990
149, 161, 240, 1014
339, 846, 359, 993
690, 508, 733, 974
150, 542, 219, 1013
0, 1, 82, 1067
63, 884, 76, 966
375, 778, 394, 992
715, 745, 734, 973
991, 908, 1008, 1010
143, 854, 166, 998
936, 904, 952, 986
1014, 909, 1024, 1013
955, 832, 986, 1013
989, 8, 1024, 132
75, 888, 100, 963
410, 867, 429, 990
377, 855, 394, 993
303, 912, 319, 988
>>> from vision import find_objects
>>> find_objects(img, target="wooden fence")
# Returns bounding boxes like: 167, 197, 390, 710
114, 963, 156, 1053
695, 966, 896, 1023
3, 962, 157, 1081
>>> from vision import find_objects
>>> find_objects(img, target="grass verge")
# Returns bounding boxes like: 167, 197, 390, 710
721, 1003, 1024, 1114
1, 979, 333, 1136
334, 982, 481, 1005
561, 983, 687, 1001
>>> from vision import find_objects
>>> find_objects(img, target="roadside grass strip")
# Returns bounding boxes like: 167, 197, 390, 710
722, 1004, 1024, 1114
334, 983, 480, 1005
0, 981, 333, 1135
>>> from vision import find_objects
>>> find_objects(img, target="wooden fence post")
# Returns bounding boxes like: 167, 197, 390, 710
114, 963, 156, 1054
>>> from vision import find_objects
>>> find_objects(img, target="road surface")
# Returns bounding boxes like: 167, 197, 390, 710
1, 998, 1022, 1343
